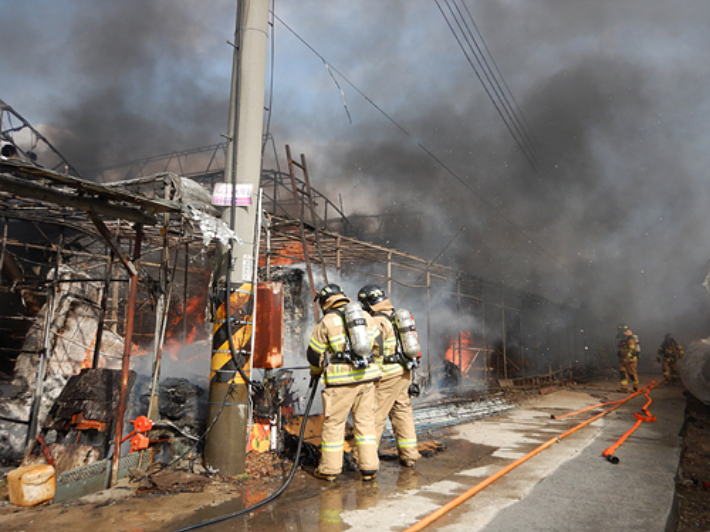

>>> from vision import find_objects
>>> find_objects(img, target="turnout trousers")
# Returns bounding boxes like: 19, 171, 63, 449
619, 357, 639, 390
374, 371, 421, 463
661, 358, 679, 381
319, 381, 379, 475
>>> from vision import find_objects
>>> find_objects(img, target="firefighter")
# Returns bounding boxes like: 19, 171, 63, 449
656, 333, 684, 385
358, 285, 421, 468
616, 324, 639, 393
307, 283, 382, 482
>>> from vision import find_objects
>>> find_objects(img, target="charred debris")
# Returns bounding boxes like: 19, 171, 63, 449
0, 99, 608, 503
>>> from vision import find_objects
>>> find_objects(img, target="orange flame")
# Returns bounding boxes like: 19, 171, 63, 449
259, 241, 311, 267
445, 332, 476, 375
161, 292, 208, 361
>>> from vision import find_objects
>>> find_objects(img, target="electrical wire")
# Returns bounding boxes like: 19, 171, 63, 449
169, 375, 321, 532
442, 0, 587, 239
450, 0, 540, 166
270, 11, 566, 269
436, 0, 539, 171
459, 0, 542, 155
262, 0, 276, 155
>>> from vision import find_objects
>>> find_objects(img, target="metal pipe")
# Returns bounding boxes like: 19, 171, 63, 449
92, 251, 113, 369
386, 251, 392, 297
336, 235, 341, 275
0, 217, 6, 285
183, 241, 189, 344
501, 291, 507, 380
426, 269, 431, 378
456, 276, 462, 372
111, 224, 142, 486
148, 211, 172, 421
25, 233, 63, 446
519, 310, 525, 379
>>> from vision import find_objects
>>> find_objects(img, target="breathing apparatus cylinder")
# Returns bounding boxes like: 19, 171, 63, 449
342, 301, 371, 359
394, 308, 420, 360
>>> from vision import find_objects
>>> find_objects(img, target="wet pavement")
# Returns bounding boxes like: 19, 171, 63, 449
0, 374, 684, 532
162, 374, 685, 532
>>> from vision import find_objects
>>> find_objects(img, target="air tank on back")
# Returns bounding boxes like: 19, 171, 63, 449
342, 301, 371, 358
394, 308, 420, 360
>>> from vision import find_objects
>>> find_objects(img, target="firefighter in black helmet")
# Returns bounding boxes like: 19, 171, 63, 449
656, 333, 684, 385
357, 285, 421, 468
307, 283, 382, 482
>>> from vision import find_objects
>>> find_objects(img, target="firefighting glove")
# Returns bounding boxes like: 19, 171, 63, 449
408, 382, 421, 397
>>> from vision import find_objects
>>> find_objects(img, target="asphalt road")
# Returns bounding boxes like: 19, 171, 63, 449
339, 376, 684, 532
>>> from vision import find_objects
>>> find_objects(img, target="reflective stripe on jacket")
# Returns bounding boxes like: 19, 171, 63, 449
307, 297, 381, 386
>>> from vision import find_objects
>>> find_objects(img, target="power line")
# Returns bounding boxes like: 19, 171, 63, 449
435, 0, 539, 171
454, 0, 541, 162
270, 11, 565, 268
459, 0, 543, 155
443, 1, 585, 238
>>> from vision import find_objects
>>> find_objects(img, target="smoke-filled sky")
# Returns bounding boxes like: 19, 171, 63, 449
2, 0, 710, 347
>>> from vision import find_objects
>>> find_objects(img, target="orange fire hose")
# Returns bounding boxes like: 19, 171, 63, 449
602, 380, 659, 462
551, 381, 654, 420
400, 381, 656, 532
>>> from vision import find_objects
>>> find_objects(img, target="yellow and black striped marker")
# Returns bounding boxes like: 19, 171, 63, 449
211, 282, 253, 384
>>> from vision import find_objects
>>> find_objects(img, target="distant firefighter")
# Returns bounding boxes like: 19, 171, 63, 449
616, 324, 639, 393
656, 333, 684, 385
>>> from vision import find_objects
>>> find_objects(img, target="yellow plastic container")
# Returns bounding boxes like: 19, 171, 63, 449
7, 464, 56, 506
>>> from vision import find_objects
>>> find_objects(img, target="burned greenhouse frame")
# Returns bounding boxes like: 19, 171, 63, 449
0, 159, 218, 486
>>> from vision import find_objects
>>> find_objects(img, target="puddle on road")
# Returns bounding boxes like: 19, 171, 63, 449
162, 437, 496, 532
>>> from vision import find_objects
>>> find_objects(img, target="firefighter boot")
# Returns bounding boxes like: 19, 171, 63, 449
360, 470, 377, 481
616, 387, 628, 393
314, 468, 337, 482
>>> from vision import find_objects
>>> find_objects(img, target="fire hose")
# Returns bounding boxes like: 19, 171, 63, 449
400, 381, 657, 532
602, 381, 659, 463
169, 373, 321, 532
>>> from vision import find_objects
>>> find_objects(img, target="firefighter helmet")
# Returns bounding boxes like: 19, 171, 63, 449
314, 283, 344, 306
616, 324, 631, 338
358, 285, 387, 309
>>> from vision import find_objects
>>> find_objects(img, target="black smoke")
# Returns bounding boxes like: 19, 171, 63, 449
3, 0, 710, 350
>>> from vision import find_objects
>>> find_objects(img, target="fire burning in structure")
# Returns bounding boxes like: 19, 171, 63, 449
444, 332, 490, 384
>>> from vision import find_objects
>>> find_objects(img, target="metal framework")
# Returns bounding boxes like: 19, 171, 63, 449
85, 140, 604, 388
0, 160, 211, 483
89, 140, 355, 237
262, 214, 601, 390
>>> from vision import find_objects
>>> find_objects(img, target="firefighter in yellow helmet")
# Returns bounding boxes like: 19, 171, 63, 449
358, 285, 421, 468
307, 283, 382, 482
656, 333, 684, 385
616, 324, 639, 393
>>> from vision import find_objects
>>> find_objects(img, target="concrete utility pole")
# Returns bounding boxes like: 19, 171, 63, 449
205, 0, 269, 476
